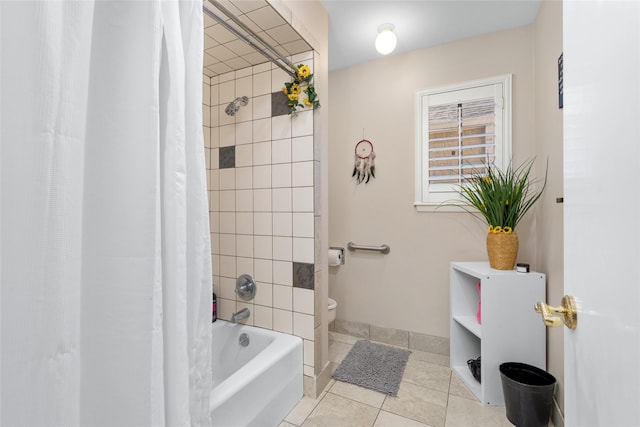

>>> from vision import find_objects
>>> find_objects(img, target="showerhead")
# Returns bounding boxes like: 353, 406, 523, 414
224, 96, 249, 116
224, 103, 237, 116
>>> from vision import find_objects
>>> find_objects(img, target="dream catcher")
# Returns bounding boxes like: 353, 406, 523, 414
352, 139, 376, 184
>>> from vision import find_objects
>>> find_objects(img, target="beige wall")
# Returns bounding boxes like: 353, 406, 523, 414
533, 0, 564, 423
328, 25, 538, 339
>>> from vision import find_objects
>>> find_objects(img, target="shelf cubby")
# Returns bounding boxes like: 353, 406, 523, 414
450, 262, 546, 406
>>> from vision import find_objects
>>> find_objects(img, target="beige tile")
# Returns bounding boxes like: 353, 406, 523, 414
444, 395, 512, 427
409, 349, 450, 367
409, 331, 450, 356
312, 327, 323, 376
303, 376, 332, 402
402, 358, 452, 393
285, 395, 323, 426
303, 339, 315, 367
329, 380, 386, 409
382, 381, 448, 427
448, 372, 479, 402
335, 319, 370, 338
280, 422, 298, 427
273, 308, 293, 334
294, 287, 314, 315
305, 374, 336, 400
273, 284, 293, 310
302, 393, 378, 427
322, 378, 336, 394
253, 304, 272, 330
370, 325, 409, 348
328, 339, 353, 364
373, 411, 430, 427
303, 374, 316, 398
329, 331, 360, 345
294, 312, 315, 340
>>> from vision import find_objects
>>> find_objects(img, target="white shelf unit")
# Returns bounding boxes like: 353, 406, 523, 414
450, 261, 546, 406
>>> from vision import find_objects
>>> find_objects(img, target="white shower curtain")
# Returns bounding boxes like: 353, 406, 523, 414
0, 1, 212, 426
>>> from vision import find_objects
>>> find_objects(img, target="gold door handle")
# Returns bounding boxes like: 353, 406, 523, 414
534, 295, 577, 330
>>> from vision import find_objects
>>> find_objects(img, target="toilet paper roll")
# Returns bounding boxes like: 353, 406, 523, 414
328, 249, 343, 266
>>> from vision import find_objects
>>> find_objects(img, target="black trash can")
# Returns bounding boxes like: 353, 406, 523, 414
500, 362, 556, 427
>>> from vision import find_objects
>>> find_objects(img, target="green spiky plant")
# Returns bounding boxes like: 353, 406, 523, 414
457, 159, 547, 233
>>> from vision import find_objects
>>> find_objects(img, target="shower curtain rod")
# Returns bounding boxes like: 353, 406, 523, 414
203, 0, 298, 79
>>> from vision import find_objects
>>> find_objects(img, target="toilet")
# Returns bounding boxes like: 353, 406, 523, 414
328, 298, 337, 323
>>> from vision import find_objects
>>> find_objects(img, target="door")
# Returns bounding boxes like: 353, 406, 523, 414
564, 1, 640, 426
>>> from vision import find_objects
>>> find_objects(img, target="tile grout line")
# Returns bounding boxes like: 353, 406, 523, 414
294, 380, 334, 427
320, 341, 508, 426
325, 335, 484, 427
443, 371, 452, 427
329, 374, 447, 426
370, 405, 382, 427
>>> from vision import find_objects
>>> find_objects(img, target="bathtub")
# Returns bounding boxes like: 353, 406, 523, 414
210, 320, 303, 427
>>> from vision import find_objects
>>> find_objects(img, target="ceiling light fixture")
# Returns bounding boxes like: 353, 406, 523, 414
375, 23, 397, 55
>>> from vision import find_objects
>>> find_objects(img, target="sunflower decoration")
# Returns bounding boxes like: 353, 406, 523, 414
282, 64, 321, 115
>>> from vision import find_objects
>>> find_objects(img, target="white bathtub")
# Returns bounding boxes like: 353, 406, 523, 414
210, 320, 303, 427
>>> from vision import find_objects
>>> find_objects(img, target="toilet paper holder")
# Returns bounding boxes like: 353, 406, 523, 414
329, 247, 345, 266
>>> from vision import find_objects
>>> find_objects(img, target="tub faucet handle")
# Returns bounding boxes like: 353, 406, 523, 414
236, 274, 257, 301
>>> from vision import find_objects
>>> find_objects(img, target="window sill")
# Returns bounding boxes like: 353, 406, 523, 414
414, 202, 468, 213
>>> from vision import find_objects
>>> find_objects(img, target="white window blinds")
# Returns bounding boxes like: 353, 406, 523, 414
427, 98, 496, 189
415, 75, 511, 210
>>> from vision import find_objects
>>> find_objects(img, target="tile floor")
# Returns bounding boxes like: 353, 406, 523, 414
280, 332, 513, 427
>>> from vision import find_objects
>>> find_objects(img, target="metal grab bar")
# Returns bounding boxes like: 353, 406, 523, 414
347, 241, 390, 254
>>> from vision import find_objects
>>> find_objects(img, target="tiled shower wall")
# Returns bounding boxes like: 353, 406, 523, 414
203, 51, 320, 381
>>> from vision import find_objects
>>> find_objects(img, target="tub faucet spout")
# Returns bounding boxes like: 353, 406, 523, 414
231, 308, 250, 323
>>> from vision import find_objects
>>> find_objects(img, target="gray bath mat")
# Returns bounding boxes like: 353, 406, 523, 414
332, 340, 411, 396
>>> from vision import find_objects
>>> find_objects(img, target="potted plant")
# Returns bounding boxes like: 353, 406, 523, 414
456, 159, 547, 270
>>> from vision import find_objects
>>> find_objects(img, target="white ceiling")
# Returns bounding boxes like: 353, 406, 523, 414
202, 0, 542, 76
320, 0, 542, 71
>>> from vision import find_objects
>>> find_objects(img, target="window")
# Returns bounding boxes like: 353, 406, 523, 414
414, 75, 512, 211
